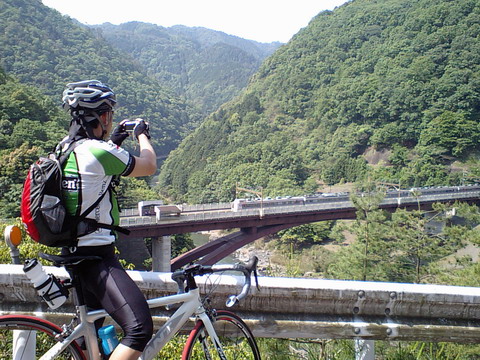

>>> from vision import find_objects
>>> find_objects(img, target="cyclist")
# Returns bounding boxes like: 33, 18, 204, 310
60, 80, 155, 360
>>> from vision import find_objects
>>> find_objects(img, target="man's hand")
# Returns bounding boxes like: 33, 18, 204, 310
127, 119, 157, 177
110, 120, 130, 146
133, 118, 151, 140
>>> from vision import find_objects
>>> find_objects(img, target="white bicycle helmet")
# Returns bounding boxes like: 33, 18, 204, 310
62, 80, 116, 112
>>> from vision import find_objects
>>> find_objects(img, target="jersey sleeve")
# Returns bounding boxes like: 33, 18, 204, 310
89, 141, 135, 176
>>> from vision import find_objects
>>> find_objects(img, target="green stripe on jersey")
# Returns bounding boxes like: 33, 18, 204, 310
62, 153, 80, 216
90, 146, 127, 175
111, 191, 120, 227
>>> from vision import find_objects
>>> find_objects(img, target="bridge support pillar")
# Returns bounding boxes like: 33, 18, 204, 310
152, 236, 171, 272
355, 339, 375, 360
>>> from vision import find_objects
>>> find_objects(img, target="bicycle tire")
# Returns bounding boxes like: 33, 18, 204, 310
182, 310, 261, 360
0, 315, 85, 359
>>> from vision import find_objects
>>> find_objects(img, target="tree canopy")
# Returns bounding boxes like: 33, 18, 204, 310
92, 22, 280, 115
159, 0, 480, 203
0, 0, 196, 157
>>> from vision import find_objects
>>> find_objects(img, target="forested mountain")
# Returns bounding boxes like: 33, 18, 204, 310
0, 0, 196, 157
0, 0, 195, 218
159, 0, 480, 203
91, 23, 281, 115
0, 69, 67, 216
0, 0, 281, 217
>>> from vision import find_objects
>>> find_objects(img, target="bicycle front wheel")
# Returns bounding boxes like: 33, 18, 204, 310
0, 315, 85, 359
182, 310, 261, 360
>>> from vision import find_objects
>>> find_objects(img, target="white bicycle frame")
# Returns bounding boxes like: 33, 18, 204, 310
39, 285, 224, 360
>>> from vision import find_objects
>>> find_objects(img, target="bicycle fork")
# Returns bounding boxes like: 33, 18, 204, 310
197, 311, 228, 360
141, 289, 203, 360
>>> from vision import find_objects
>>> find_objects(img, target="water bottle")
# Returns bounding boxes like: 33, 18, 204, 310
23, 259, 68, 309
98, 325, 119, 355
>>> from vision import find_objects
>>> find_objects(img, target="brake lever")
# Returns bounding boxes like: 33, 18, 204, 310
245, 256, 260, 292
253, 268, 260, 291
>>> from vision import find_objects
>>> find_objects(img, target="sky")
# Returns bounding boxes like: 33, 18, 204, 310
41, 0, 348, 43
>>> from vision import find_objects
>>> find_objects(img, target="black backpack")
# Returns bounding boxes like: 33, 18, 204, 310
21, 140, 129, 247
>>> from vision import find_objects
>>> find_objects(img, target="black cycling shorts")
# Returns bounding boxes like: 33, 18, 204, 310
65, 244, 153, 352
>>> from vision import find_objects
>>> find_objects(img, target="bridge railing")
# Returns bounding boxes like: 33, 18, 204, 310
182, 202, 232, 212
1, 264, 480, 343
119, 190, 480, 227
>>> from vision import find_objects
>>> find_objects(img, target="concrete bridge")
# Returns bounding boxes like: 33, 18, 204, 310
116, 187, 480, 271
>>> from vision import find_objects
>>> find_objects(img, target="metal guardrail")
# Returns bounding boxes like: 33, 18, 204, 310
119, 191, 480, 228
1, 264, 480, 342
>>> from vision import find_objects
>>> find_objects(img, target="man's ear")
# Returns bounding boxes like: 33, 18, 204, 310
100, 112, 109, 125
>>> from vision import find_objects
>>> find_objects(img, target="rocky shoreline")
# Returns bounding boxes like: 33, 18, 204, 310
201, 230, 278, 274
233, 245, 273, 272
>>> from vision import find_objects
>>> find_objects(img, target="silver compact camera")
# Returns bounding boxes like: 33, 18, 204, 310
123, 119, 140, 132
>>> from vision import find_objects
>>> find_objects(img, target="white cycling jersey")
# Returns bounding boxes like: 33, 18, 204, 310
61, 138, 135, 247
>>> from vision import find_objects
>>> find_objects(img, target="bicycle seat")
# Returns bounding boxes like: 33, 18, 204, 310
39, 252, 102, 267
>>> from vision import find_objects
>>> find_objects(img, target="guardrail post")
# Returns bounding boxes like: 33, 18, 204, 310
4, 225, 37, 358
152, 236, 171, 272
13, 331, 36, 359
355, 339, 375, 360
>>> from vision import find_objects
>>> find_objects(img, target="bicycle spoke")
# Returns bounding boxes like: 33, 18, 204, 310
183, 311, 260, 360
0, 316, 84, 360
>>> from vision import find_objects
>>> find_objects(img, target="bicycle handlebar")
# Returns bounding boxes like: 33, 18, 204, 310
171, 256, 260, 307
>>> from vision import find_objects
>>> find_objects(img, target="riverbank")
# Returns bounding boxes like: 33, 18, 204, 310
200, 230, 279, 274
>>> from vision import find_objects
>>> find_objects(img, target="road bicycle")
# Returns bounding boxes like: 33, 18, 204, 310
0, 252, 261, 359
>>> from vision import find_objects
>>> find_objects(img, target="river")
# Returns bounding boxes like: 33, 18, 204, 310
190, 232, 236, 264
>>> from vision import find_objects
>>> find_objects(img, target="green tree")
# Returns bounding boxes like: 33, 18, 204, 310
0, 219, 61, 265
418, 111, 480, 158
115, 177, 161, 209
327, 182, 393, 281
0, 144, 44, 217
171, 233, 195, 258
276, 222, 333, 252
349, 184, 390, 281
390, 209, 453, 283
